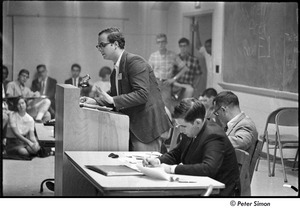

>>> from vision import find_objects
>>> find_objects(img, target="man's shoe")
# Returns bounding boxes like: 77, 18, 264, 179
45, 181, 55, 191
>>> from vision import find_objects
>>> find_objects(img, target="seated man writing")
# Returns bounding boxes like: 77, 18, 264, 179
143, 98, 241, 196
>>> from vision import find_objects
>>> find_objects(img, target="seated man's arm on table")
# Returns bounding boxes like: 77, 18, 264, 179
143, 134, 184, 168
162, 136, 226, 177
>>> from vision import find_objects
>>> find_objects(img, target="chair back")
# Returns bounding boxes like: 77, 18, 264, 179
235, 148, 251, 196
262, 107, 286, 137
249, 139, 263, 182
275, 107, 298, 143
275, 108, 298, 127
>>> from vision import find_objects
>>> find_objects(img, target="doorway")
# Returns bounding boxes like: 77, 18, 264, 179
190, 13, 213, 98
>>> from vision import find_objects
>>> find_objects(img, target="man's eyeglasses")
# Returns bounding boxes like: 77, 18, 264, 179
213, 106, 223, 116
96, 42, 111, 49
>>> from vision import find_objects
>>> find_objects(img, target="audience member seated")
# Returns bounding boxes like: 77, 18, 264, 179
199, 87, 217, 122
212, 91, 258, 196
172, 38, 202, 100
2, 65, 11, 93
143, 98, 241, 196
6, 69, 51, 123
65, 63, 83, 87
2, 84, 11, 154
5, 96, 41, 157
31, 64, 57, 119
90, 66, 112, 98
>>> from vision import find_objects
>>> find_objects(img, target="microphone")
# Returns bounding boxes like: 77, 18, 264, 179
79, 74, 91, 87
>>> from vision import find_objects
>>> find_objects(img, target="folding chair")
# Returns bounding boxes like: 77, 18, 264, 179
255, 107, 288, 176
249, 139, 263, 183
272, 107, 298, 182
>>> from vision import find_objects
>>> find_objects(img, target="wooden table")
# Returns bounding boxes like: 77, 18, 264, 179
65, 151, 225, 196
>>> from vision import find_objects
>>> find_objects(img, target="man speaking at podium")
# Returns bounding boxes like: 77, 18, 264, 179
85, 27, 172, 152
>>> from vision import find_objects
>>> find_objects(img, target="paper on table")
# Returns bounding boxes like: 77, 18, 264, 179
136, 164, 170, 181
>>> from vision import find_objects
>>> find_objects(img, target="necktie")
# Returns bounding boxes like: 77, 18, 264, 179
40, 80, 45, 95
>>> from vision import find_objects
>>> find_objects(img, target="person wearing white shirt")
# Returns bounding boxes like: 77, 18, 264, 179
90, 66, 112, 98
194, 23, 213, 89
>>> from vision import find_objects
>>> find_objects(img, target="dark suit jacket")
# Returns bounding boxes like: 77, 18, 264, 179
31, 76, 57, 100
159, 121, 241, 196
109, 51, 172, 144
31, 76, 57, 114
64, 77, 83, 87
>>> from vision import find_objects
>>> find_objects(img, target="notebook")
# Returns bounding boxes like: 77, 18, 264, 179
85, 165, 144, 176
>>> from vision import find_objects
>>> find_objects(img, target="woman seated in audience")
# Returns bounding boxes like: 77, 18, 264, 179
5, 96, 41, 156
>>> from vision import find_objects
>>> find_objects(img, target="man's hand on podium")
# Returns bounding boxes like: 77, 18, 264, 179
95, 86, 114, 105
79, 96, 97, 105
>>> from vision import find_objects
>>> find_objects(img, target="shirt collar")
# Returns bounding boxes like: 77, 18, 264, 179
115, 50, 125, 69
227, 112, 244, 130
17, 80, 25, 88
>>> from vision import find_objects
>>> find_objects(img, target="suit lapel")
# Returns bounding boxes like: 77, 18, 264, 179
181, 121, 207, 163
181, 136, 194, 162
118, 51, 127, 94
227, 113, 246, 135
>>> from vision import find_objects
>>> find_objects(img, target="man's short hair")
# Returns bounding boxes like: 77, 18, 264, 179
71, 63, 81, 71
18, 69, 30, 77
213, 91, 239, 107
178, 37, 190, 45
98, 27, 125, 49
36, 64, 46, 71
173, 98, 206, 123
156, 33, 167, 41
202, 88, 217, 98
99, 66, 112, 78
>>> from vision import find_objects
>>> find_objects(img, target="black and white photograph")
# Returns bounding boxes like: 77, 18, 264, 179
1, 1, 298, 209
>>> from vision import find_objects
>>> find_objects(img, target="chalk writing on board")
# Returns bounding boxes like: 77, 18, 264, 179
283, 32, 298, 87
223, 2, 298, 93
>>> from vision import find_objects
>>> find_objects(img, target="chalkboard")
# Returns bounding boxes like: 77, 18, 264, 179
223, 2, 298, 93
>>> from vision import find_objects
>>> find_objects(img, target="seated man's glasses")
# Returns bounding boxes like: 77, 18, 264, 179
96, 42, 111, 49
213, 106, 223, 116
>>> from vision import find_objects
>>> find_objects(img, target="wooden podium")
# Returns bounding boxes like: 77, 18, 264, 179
54, 84, 129, 196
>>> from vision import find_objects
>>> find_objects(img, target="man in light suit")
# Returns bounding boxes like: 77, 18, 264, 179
31, 64, 57, 119
143, 98, 241, 196
64, 63, 83, 87
89, 27, 172, 152
212, 90, 258, 196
